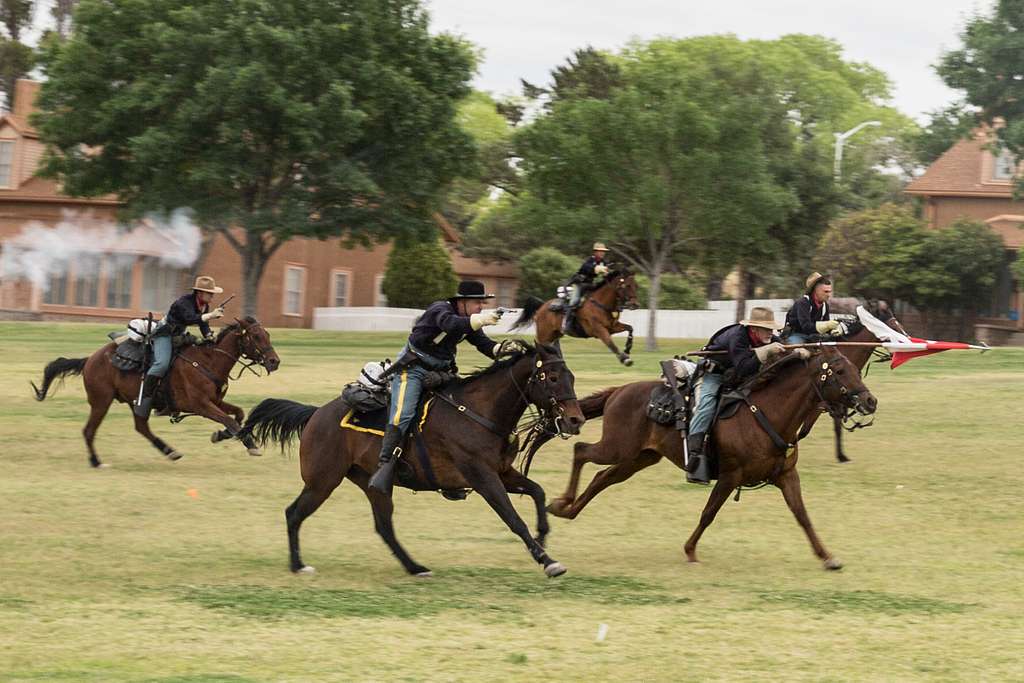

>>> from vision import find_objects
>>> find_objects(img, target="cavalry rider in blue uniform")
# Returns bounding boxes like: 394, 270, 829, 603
133, 275, 225, 418
567, 242, 610, 310
368, 280, 502, 494
783, 271, 841, 343
685, 307, 809, 485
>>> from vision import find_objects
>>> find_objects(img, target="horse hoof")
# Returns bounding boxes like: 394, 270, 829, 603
823, 557, 843, 571
414, 570, 434, 579
622, 357, 634, 367
210, 432, 220, 443
544, 561, 567, 578
247, 447, 262, 457
166, 451, 183, 461
294, 565, 316, 575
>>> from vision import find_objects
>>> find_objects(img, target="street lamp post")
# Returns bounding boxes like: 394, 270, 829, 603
834, 121, 882, 182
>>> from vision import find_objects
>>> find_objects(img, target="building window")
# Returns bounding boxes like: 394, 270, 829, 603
994, 148, 1017, 180
0, 141, 13, 187
43, 263, 69, 305
140, 257, 185, 313
105, 255, 134, 309
73, 253, 102, 307
330, 269, 351, 307
374, 273, 388, 306
284, 265, 306, 316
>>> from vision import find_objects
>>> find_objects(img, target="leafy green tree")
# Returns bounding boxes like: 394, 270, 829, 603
636, 273, 706, 310
912, 102, 977, 165
382, 236, 458, 309
0, 0, 35, 110
939, 0, 1024, 187
33, 0, 476, 316
515, 247, 577, 305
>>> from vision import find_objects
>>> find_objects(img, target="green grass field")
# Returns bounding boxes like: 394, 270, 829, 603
1, 322, 1022, 682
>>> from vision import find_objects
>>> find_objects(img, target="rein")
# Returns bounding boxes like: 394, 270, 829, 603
586, 276, 631, 315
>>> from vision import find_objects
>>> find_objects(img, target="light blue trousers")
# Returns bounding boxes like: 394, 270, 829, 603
689, 371, 724, 435
147, 335, 173, 378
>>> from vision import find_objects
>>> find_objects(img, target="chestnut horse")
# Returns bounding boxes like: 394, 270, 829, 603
513, 270, 639, 366
241, 342, 585, 578
549, 347, 876, 569
31, 317, 280, 467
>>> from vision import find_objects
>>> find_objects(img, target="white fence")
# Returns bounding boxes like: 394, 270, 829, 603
313, 299, 793, 340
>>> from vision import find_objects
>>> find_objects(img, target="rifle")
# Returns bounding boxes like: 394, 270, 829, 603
685, 341, 884, 357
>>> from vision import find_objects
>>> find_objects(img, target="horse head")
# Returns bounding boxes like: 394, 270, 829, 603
526, 343, 585, 435
603, 267, 639, 311
233, 317, 281, 373
806, 347, 877, 417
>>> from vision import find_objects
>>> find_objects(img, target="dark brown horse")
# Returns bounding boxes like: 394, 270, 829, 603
817, 300, 909, 463
31, 317, 280, 467
513, 270, 639, 366
548, 347, 876, 569
242, 342, 585, 578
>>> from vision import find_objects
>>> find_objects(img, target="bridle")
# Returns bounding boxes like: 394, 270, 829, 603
210, 321, 275, 380
587, 274, 636, 314
510, 354, 578, 440
811, 356, 874, 431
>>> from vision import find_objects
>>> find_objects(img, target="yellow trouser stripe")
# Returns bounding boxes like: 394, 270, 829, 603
392, 370, 408, 426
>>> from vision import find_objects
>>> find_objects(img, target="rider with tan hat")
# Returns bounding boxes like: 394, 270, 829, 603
133, 275, 226, 418
566, 242, 611, 310
783, 272, 842, 343
685, 307, 793, 484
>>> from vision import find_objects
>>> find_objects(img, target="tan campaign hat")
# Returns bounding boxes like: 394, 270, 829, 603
592, 242, 609, 252
192, 276, 224, 294
805, 271, 831, 293
740, 306, 781, 331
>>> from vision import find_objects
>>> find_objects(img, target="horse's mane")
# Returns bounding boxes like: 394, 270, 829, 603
741, 352, 811, 393
216, 316, 259, 343
453, 341, 538, 386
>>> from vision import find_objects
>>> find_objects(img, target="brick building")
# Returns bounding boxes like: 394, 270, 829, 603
0, 80, 518, 327
905, 128, 1023, 337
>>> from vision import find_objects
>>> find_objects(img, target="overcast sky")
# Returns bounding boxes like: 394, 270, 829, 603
427, 0, 995, 123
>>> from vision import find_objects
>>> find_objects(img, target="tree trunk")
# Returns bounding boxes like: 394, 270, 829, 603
241, 237, 266, 319
734, 265, 749, 323
645, 267, 661, 352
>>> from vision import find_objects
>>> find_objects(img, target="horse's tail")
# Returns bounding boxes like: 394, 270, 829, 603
578, 386, 618, 420
511, 297, 544, 330
31, 357, 88, 401
240, 398, 318, 451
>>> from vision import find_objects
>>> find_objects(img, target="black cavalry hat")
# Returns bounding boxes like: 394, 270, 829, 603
452, 280, 495, 299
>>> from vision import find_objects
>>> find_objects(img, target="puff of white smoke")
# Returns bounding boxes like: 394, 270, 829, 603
0, 208, 201, 291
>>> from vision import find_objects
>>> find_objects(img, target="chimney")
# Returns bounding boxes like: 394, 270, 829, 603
13, 79, 41, 119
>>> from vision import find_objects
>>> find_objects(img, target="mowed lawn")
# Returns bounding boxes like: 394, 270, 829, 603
1, 321, 1021, 682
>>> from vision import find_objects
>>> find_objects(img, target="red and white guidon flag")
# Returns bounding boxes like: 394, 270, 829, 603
856, 306, 989, 368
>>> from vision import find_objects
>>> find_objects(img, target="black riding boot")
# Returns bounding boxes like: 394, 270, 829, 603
685, 432, 711, 485
133, 375, 159, 418
368, 425, 405, 494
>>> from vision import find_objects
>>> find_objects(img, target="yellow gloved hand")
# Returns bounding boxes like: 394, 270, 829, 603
470, 310, 501, 330
753, 341, 786, 363
815, 320, 840, 334
594, 264, 609, 276
201, 307, 225, 322
791, 348, 812, 360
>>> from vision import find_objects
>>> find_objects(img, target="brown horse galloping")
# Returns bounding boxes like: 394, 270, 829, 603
242, 342, 585, 578
548, 347, 876, 569
32, 317, 281, 467
513, 270, 639, 366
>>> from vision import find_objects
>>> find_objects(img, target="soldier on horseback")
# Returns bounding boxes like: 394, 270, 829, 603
566, 242, 610, 310
782, 272, 842, 343
686, 307, 809, 485
367, 280, 501, 494
133, 275, 225, 418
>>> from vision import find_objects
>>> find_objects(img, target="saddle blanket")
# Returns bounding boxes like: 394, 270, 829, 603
339, 397, 434, 437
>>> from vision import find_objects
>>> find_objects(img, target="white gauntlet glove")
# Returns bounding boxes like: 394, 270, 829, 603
815, 320, 840, 335
201, 307, 225, 322
791, 347, 812, 360
594, 264, 609, 276
470, 310, 501, 330
753, 341, 786, 363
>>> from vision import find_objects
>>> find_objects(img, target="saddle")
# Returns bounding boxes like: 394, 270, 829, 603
107, 333, 199, 373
